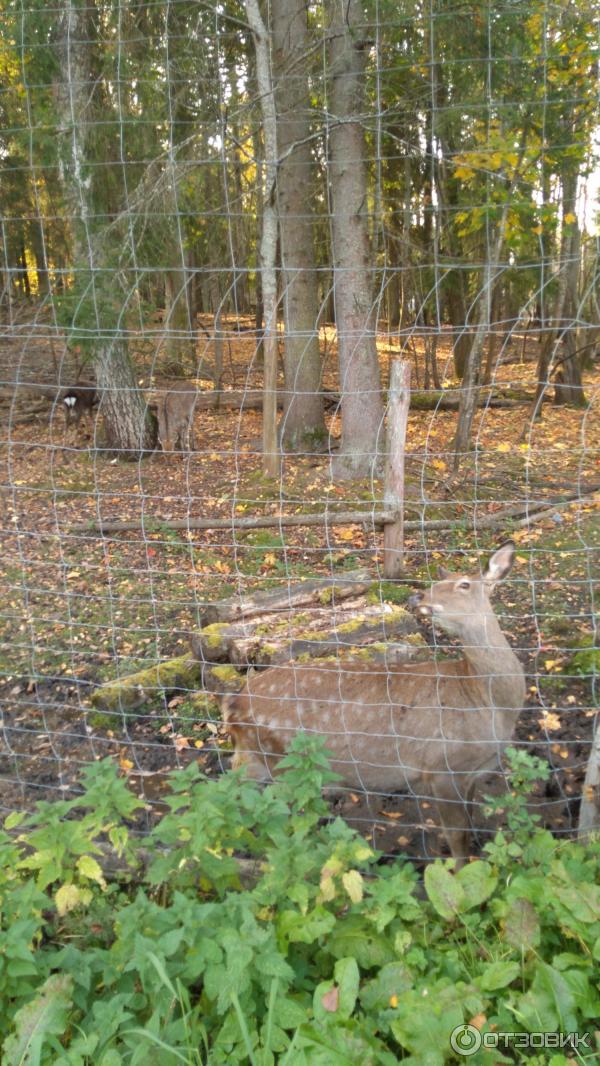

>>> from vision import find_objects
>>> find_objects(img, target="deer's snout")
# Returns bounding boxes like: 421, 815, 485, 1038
409, 590, 432, 617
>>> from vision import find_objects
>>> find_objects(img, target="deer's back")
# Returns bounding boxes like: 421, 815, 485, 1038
225, 659, 521, 790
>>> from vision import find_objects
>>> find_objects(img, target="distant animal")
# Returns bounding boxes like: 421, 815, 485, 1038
60, 382, 98, 432
156, 381, 197, 453
223, 542, 526, 867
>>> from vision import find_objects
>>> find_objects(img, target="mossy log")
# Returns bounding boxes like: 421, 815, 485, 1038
202, 568, 373, 624
191, 604, 418, 668
90, 656, 206, 712
200, 662, 246, 695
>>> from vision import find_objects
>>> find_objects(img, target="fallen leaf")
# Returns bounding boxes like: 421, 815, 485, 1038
538, 711, 561, 731
469, 1013, 487, 1031
321, 986, 339, 1013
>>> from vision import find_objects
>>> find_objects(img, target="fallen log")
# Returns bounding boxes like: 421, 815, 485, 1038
160, 388, 340, 412
71, 485, 598, 539
71, 510, 398, 536
228, 613, 418, 666
191, 602, 418, 666
90, 656, 206, 712
201, 568, 373, 624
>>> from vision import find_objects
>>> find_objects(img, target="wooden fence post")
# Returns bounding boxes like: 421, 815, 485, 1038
383, 359, 411, 578
578, 717, 600, 841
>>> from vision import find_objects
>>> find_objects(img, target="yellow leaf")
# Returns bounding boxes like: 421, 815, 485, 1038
538, 711, 561, 731
55, 883, 82, 916
389, 994, 399, 1008
495, 442, 511, 453
532, 225, 543, 235
76, 855, 106, 887
319, 874, 336, 902
352, 845, 373, 865
431, 459, 447, 471
563, 212, 577, 225
454, 165, 475, 180
342, 869, 364, 903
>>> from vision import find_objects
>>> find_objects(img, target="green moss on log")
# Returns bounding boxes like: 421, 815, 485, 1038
90, 656, 204, 712
366, 582, 412, 606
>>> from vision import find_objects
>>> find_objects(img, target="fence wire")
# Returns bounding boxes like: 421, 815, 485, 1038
0, 0, 598, 863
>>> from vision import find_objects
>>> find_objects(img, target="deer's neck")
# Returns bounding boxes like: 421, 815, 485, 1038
461, 613, 525, 711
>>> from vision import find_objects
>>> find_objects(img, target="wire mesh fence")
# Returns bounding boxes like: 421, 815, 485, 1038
0, 0, 598, 863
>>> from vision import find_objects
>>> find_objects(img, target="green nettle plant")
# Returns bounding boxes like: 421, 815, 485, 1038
0, 738, 598, 1065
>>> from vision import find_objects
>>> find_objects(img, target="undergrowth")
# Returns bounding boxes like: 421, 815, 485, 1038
0, 740, 598, 1065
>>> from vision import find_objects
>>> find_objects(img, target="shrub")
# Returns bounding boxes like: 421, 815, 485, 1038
0, 741, 598, 1064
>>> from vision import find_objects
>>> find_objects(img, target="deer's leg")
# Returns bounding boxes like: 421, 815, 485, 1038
430, 774, 473, 868
231, 747, 274, 783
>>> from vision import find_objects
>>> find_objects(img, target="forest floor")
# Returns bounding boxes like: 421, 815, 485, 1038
0, 311, 598, 862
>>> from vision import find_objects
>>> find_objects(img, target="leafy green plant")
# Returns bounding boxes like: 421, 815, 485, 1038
483, 746, 552, 858
0, 739, 598, 1065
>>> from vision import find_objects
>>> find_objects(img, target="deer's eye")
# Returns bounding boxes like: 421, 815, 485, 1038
458, 580, 470, 590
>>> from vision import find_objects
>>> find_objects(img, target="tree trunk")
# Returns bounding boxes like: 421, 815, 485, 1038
272, 0, 326, 452
327, 0, 384, 479
55, 0, 155, 456
530, 168, 586, 419
210, 273, 224, 394
245, 0, 280, 476
163, 266, 195, 373
29, 219, 51, 297
483, 286, 502, 385
453, 212, 510, 467
95, 342, 156, 455
552, 171, 586, 406
429, 59, 471, 381
387, 253, 401, 331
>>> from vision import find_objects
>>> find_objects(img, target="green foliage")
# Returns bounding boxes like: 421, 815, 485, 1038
0, 743, 599, 1064
483, 746, 551, 857
569, 635, 600, 704
366, 582, 412, 607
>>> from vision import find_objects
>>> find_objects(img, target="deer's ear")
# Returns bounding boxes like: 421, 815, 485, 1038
437, 565, 452, 580
484, 541, 516, 586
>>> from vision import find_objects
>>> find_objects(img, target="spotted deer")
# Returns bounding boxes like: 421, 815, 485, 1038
156, 381, 197, 453
224, 542, 526, 866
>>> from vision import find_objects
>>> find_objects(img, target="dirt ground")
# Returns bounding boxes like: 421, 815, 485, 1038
0, 312, 598, 862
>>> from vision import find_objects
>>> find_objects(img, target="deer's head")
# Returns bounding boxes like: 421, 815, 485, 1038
409, 541, 516, 637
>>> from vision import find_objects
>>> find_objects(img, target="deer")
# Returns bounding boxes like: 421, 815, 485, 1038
223, 542, 526, 867
59, 381, 98, 434
155, 381, 197, 453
